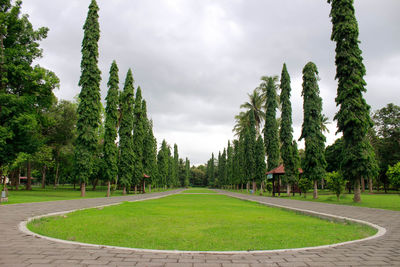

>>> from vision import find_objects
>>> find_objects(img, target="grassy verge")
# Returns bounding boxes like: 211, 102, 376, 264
28, 194, 376, 251
0, 185, 170, 205
180, 187, 217, 194
227, 189, 400, 211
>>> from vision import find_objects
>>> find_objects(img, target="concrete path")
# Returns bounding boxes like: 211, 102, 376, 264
0, 189, 399, 266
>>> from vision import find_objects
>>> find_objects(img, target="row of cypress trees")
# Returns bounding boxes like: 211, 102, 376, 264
75, 0, 188, 197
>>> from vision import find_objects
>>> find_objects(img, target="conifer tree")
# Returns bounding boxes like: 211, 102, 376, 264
220, 148, 227, 188
279, 63, 297, 196
132, 86, 144, 190
74, 0, 101, 197
103, 61, 119, 197
238, 131, 246, 190
208, 153, 215, 187
255, 135, 266, 193
168, 148, 175, 188
263, 76, 280, 171
232, 140, 241, 189
328, 0, 375, 202
299, 62, 327, 199
142, 101, 158, 191
157, 140, 169, 188
173, 144, 179, 186
227, 141, 234, 188
184, 157, 190, 187
245, 110, 257, 191
118, 69, 135, 194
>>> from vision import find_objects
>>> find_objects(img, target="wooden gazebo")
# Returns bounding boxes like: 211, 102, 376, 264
266, 164, 303, 196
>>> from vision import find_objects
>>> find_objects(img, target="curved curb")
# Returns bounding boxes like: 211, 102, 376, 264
19, 190, 386, 255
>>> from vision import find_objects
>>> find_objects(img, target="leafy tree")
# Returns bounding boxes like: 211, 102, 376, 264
326, 171, 347, 201
372, 103, 400, 191
33, 145, 53, 188
244, 112, 256, 191
103, 61, 119, 197
226, 141, 234, 188
232, 140, 241, 189
299, 62, 326, 199
263, 76, 280, 172
238, 89, 265, 135
279, 63, 297, 195
325, 138, 344, 172
173, 144, 179, 186
132, 87, 144, 190
190, 166, 206, 186
157, 140, 169, 188
386, 162, 400, 190
142, 102, 158, 190
0, 0, 59, 189
207, 153, 215, 187
254, 135, 266, 193
328, 0, 375, 202
118, 69, 135, 194
74, 0, 101, 197
298, 177, 312, 198
184, 157, 190, 187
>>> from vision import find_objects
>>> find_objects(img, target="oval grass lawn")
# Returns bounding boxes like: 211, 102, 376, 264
27, 194, 376, 251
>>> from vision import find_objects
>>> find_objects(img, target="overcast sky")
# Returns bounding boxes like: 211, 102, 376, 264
22, 0, 400, 165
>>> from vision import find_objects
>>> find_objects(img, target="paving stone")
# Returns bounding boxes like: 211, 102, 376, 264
0, 189, 398, 266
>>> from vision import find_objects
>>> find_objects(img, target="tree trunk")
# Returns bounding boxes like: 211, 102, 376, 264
246, 182, 249, 192
143, 180, 146, 193
321, 178, 324, 190
1, 167, 7, 196
361, 177, 365, 192
54, 161, 59, 188
16, 167, 20, 191
106, 181, 111, 197
252, 181, 256, 194
26, 159, 32, 190
292, 184, 295, 196
353, 179, 361, 202
369, 178, 373, 193
41, 165, 47, 189
92, 178, 98, 191
278, 177, 281, 197
122, 186, 127, 195
286, 183, 291, 196
313, 180, 318, 199
81, 182, 86, 197
134, 185, 137, 194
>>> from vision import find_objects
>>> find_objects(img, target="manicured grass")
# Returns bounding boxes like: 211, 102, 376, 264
180, 188, 217, 194
28, 194, 376, 251
229, 189, 400, 211
0, 185, 169, 205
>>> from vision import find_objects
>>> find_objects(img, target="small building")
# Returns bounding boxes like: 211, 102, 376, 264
266, 165, 303, 196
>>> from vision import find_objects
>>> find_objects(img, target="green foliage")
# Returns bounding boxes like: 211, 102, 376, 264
173, 144, 179, 186
298, 177, 312, 197
299, 62, 326, 184
157, 140, 169, 187
326, 171, 347, 200
279, 63, 297, 184
328, 0, 375, 200
184, 158, 190, 187
207, 153, 216, 187
263, 76, 280, 171
74, 0, 101, 185
142, 106, 158, 186
226, 141, 233, 186
118, 69, 135, 188
325, 138, 344, 172
103, 61, 119, 183
244, 111, 256, 183
0, 0, 58, 167
132, 87, 145, 186
254, 136, 266, 183
237, 89, 265, 135
387, 162, 400, 189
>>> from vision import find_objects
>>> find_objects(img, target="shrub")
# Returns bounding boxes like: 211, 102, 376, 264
298, 177, 312, 198
387, 162, 400, 190
326, 171, 347, 201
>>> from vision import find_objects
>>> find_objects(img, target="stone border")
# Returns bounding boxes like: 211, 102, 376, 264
19, 190, 386, 255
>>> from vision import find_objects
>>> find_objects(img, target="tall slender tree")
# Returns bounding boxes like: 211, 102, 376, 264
157, 140, 169, 188
173, 144, 179, 186
132, 86, 144, 191
118, 69, 135, 194
328, 0, 375, 202
103, 61, 119, 197
227, 141, 234, 188
263, 76, 280, 172
299, 62, 327, 199
74, 0, 101, 197
255, 135, 266, 194
245, 111, 257, 191
279, 63, 297, 196
184, 157, 190, 187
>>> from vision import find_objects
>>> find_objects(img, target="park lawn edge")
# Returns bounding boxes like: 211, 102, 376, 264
23, 193, 383, 253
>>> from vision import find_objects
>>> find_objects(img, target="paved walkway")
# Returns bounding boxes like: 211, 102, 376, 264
0, 189, 399, 267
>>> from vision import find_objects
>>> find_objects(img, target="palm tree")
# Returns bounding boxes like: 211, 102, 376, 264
239, 89, 265, 135
321, 114, 330, 133
233, 111, 249, 137
258, 75, 281, 110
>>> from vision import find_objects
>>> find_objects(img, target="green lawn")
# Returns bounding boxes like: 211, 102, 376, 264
228, 189, 400, 211
180, 188, 217, 194
0, 185, 168, 205
28, 194, 376, 251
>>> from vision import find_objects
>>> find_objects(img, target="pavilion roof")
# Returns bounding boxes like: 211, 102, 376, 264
266, 164, 303, 175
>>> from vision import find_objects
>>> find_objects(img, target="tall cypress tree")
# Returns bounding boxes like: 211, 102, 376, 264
279, 63, 297, 196
74, 0, 101, 197
173, 144, 179, 186
244, 111, 257, 191
255, 135, 266, 194
208, 153, 215, 187
118, 69, 135, 194
263, 76, 280, 171
184, 157, 190, 187
157, 140, 169, 188
132, 86, 144, 190
299, 62, 327, 199
227, 141, 234, 188
328, 0, 375, 202
103, 61, 119, 197
142, 101, 158, 191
